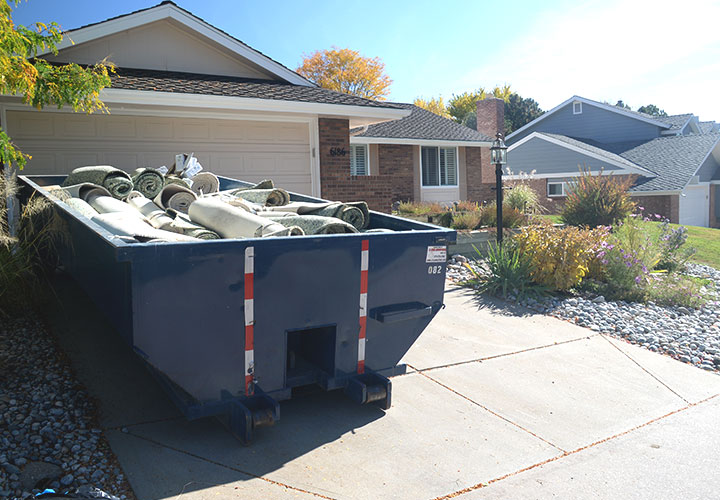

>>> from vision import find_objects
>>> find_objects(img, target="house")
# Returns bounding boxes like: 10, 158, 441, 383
506, 96, 720, 228
3, 1, 501, 211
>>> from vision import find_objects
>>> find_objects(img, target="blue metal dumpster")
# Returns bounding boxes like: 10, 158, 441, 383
20, 174, 456, 443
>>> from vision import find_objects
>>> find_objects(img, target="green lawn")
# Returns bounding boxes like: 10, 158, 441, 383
672, 224, 720, 269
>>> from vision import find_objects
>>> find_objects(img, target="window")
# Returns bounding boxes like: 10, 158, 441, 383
547, 182, 566, 197
350, 144, 368, 176
573, 101, 582, 115
421, 146, 457, 186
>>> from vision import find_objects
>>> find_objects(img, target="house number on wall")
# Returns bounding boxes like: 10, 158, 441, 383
329, 147, 347, 156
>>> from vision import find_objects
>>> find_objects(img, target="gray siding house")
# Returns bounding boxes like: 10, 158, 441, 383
506, 96, 720, 227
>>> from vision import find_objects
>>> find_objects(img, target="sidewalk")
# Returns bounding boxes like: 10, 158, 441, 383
48, 277, 720, 499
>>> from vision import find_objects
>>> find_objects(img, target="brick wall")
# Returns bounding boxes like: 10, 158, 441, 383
319, 118, 393, 212
476, 98, 504, 139
377, 144, 414, 202
631, 194, 680, 223
466, 146, 494, 203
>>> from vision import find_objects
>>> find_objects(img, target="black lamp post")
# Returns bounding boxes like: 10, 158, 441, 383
490, 132, 508, 245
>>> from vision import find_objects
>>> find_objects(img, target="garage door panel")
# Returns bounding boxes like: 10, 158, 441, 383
679, 185, 709, 227
8, 111, 313, 195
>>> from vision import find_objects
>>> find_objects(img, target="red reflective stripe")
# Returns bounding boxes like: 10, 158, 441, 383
357, 360, 365, 374
361, 239, 369, 251
244, 273, 254, 300
360, 270, 368, 294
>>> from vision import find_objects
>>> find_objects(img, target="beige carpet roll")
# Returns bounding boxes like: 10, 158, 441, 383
154, 184, 197, 214
233, 188, 290, 207
91, 212, 198, 242
87, 195, 145, 217
266, 201, 367, 230
62, 183, 112, 201
188, 197, 304, 239
190, 172, 220, 195
265, 214, 358, 234
127, 195, 175, 229
125, 190, 145, 202
65, 198, 99, 219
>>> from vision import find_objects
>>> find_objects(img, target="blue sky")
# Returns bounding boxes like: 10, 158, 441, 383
12, 0, 720, 121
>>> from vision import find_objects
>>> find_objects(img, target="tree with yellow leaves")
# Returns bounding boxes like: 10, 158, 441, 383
296, 47, 392, 101
413, 96, 450, 118
1, 0, 113, 170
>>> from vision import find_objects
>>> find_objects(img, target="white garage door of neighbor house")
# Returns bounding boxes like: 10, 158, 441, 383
6, 111, 313, 195
679, 185, 710, 227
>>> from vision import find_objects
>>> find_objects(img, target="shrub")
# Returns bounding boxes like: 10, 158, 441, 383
478, 203, 528, 228
504, 184, 544, 214
455, 200, 480, 212
396, 201, 444, 216
513, 222, 609, 291
561, 168, 635, 227
655, 219, 696, 271
465, 243, 546, 300
1, 174, 66, 317
450, 211, 482, 230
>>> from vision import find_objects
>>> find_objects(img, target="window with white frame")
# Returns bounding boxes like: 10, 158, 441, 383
421, 146, 457, 186
350, 144, 368, 176
573, 101, 582, 115
547, 182, 567, 197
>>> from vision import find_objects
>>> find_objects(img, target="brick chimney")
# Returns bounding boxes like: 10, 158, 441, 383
476, 97, 505, 138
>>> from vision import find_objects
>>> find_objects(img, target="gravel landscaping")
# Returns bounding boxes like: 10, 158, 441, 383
0, 317, 134, 500
448, 256, 720, 374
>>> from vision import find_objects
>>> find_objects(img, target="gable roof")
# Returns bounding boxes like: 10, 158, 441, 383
109, 68, 403, 109
506, 95, 672, 142
660, 114, 693, 130
43, 1, 313, 86
618, 133, 720, 192
350, 104, 493, 144
700, 121, 719, 134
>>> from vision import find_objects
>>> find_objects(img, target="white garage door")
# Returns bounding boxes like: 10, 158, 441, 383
679, 185, 710, 227
7, 110, 313, 195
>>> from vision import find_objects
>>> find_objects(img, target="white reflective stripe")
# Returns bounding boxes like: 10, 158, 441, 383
245, 246, 254, 274
359, 293, 367, 317
244, 299, 254, 325
358, 337, 366, 361
244, 350, 254, 376
361, 250, 369, 271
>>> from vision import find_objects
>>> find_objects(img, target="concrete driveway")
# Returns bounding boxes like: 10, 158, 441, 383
48, 277, 720, 500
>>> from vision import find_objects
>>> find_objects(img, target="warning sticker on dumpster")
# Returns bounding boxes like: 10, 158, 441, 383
426, 246, 447, 263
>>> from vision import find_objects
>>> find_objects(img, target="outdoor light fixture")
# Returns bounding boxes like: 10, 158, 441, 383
490, 132, 507, 245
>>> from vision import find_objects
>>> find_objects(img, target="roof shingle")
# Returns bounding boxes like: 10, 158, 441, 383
110, 68, 404, 109
351, 104, 493, 142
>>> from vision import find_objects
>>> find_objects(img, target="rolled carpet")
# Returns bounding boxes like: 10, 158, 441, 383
154, 184, 197, 214
232, 179, 274, 191
65, 198, 99, 219
233, 188, 290, 207
164, 175, 192, 188
61, 183, 112, 201
266, 201, 366, 230
190, 172, 220, 195
188, 197, 304, 239
91, 212, 199, 242
131, 168, 165, 199
167, 213, 221, 240
62, 166, 134, 199
87, 195, 145, 217
126, 195, 175, 229
265, 214, 358, 234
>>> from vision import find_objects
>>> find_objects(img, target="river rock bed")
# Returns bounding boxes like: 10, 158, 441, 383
447, 256, 720, 373
0, 317, 133, 499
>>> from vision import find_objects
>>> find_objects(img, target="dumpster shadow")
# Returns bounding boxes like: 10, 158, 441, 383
45, 272, 387, 499
446, 282, 537, 318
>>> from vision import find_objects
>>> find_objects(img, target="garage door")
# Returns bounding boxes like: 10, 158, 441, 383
7, 110, 313, 195
679, 185, 709, 227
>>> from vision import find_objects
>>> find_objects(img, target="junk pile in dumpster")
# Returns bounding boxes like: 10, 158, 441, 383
19, 155, 455, 444
46, 156, 379, 243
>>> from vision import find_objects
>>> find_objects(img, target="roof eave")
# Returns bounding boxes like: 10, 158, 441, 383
350, 136, 491, 147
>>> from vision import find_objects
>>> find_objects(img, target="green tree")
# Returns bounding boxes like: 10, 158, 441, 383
637, 104, 667, 117
447, 86, 511, 124
615, 100, 630, 109
296, 47, 392, 100
413, 96, 450, 118
504, 93, 543, 134
1, 0, 114, 170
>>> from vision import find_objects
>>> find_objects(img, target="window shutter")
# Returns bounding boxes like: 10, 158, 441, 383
421, 146, 439, 186
440, 147, 457, 185
351, 145, 368, 176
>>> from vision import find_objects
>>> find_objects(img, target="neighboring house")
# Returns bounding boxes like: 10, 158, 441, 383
506, 96, 720, 227
2, 1, 503, 211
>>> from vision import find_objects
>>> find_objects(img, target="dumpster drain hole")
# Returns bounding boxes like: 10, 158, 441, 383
286, 326, 336, 389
